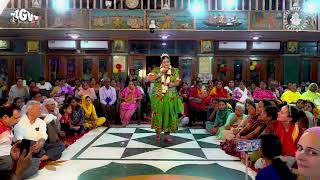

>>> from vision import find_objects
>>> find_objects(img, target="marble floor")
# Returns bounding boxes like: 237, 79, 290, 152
29, 125, 256, 180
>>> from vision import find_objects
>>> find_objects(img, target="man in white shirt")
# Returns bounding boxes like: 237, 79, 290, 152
0, 106, 40, 179
99, 78, 117, 122
36, 77, 52, 91
36, 77, 52, 98
14, 101, 64, 162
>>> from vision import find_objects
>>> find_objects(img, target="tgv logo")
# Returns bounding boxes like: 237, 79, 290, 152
10, 9, 39, 23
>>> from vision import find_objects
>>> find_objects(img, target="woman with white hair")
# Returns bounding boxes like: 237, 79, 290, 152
217, 103, 247, 140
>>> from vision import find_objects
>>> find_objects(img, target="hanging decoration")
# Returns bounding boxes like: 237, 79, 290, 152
115, 63, 122, 72
249, 61, 261, 71
113, 67, 119, 74
219, 64, 228, 73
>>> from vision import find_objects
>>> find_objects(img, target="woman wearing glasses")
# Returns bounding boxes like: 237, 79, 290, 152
296, 127, 320, 180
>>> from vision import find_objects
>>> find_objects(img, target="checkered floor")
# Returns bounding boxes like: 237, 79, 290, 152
74, 127, 239, 161
30, 126, 256, 180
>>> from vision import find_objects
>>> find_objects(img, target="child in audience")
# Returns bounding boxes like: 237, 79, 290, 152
60, 103, 81, 135
256, 134, 296, 180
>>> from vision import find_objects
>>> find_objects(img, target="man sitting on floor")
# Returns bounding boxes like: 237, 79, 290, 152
14, 101, 65, 162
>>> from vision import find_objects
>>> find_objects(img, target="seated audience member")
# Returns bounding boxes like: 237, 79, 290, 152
82, 95, 106, 129
224, 80, 235, 96
0, 78, 7, 97
37, 77, 52, 91
218, 103, 246, 139
265, 105, 306, 161
296, 99, 306, 110
41, 98, 67, 152
132, 78, 145, 120
0, 106, 40, 180
236, 102, 261, 139
0, 97, 10, 108
67, 97, 85, 131
295, 127, 320, 180
99, 78, 117, 122
281, 83, 302, 104
50, 79, 60, 97
28, 80, 40, 94
21, 92, 43, 115
114, 75, 124, 91
302, 83, 320, 110
178, 113, 189, 127
304, 100, 319, 125
9, 78, 29, 102
132, 78, 144, 96
256, 134, 296, 180
206, 80, 214, 95
14, 101, 65, 161
221, 101, 256, 140
59, 103, 82, 135
248, 82, 257, 94
189, 80, 207, 110
179, 82, 190, 116
78, 81, 97, 101
253, 81, 277, 101
269, 80, 281, 99
89, 77, 100, 97
119, 81, 142, 127
209, 80, 230, 100
41, 98, 61, 119
205, 100, 233, 135
13, 97, 24, 109
297, 81, 308, 94
232, 80, 253, 104
256, 100, 272, 115
207, 98, 219, 122
53, 78, 74, 104
73, 79, 82, 98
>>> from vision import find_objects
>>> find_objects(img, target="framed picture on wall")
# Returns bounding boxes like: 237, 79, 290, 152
27, 40, 40, 53
287, 41, 298, 54
113, 40, 126, 52
200, 40, 213, 53
0, 40, 10, 49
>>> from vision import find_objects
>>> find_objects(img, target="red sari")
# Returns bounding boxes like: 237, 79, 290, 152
189, 86, 207, 110
209, 87, 228, 98
199, 86, 229, 107
269, 121, 302, 156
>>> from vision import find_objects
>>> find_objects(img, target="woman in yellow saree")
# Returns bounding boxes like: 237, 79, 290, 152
82, 95, 106, 129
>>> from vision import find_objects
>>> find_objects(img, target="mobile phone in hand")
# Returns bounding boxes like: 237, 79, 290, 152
236, 139, 261, 152
19, 139, 31, 156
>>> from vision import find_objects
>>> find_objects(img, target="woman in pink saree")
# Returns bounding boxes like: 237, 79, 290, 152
119, 81, 142, 126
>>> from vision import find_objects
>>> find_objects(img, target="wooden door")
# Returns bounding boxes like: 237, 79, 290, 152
0, 56, 25, 86
214, 56, 247, 83
179, 57, 195, 85
98, 56, 112, 80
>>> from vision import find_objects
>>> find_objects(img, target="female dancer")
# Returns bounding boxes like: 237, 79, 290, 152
148, 54, 184, 142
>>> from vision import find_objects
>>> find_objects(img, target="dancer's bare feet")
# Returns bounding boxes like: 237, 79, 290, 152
164, 134, 173, 142
155, 134, 161, 141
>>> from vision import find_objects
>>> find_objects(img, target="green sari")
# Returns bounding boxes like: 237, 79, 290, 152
150, 67, 184, 133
